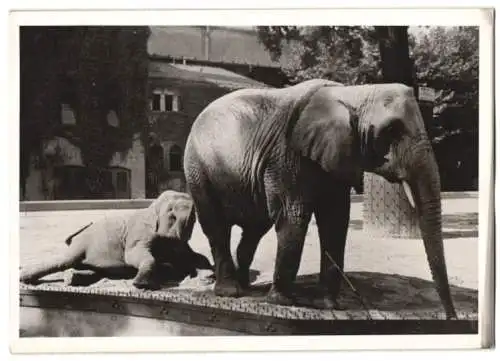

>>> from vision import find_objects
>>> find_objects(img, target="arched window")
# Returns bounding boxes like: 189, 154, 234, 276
169, 145, 183, 172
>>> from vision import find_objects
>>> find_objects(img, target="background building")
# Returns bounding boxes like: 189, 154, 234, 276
20, 26, 280, 201
145, 59, 269, 197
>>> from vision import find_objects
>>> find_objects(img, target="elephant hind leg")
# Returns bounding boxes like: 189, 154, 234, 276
203, 222, 240, 297
196, 203, 239, 296
187, 170, 241, 297
20, 246, 85, 284
64, 269, 102, 286
236, 223, 271, 288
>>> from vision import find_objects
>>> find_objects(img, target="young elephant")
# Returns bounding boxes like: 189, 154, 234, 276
20, 190, 212, 289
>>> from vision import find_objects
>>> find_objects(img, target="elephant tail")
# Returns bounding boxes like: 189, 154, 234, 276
64, 222, 93, 245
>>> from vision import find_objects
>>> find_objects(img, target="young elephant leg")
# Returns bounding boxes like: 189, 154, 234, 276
20, 245, 85, 284
267, 204, 312, 306
64, 269, 102, 286
125, 246, 159, 290
314, 185, 351, 308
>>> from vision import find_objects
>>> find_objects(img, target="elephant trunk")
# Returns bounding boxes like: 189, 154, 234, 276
410, 149, 457, 319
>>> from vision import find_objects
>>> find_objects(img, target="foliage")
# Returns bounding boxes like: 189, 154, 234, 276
411, 26, 479, 132
257, 26, 381, 85
20, 26, 151, 197
256, 26, 478, 105
411, 26, 479, 190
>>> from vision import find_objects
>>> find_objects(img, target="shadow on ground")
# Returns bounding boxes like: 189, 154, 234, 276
241, 271, 478, 314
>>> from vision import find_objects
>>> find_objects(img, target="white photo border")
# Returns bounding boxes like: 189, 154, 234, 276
7, 6, 494, 353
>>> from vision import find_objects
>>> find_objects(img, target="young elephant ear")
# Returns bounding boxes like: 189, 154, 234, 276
289, 87, 357, 173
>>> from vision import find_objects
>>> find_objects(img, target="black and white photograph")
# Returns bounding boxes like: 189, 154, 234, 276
8, 5, 494, 354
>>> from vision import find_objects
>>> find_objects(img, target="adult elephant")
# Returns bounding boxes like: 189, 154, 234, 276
183, 79, 457, 319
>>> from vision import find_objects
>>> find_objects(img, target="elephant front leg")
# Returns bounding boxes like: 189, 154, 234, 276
315, 186, 351, 309
125, 247, 160, 290
267, 206, 311, 306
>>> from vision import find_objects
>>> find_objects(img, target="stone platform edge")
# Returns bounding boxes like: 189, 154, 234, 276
19, 192, 478, 212
19, 284, 478, 336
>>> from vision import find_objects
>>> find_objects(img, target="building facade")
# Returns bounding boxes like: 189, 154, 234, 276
22, 110, 146, 201
21, 26, 282, 201
145, 61, 269, 197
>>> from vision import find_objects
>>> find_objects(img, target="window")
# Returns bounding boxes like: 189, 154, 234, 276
107, 110, 120, 127
53, 166, 132, 200
61, 104, 76, 125
116, 171, 129, 193
151, 90, 180, 112
152, 93, 161, 111
164, 94, 173, 111
53, 165, 87, 199
169, 145, 183, 171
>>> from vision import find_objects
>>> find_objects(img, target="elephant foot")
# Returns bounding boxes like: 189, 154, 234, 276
266, 286, 296, 306
132, 276, 160, 290
446, 311, 458, 320
236, 268, 250, 289
214, 278, 243, 297
20, 277, 40, 285
65, 270, 102, 287
19, 270, 40, 285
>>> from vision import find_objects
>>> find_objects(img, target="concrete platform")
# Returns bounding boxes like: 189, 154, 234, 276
18, 196, 479, 336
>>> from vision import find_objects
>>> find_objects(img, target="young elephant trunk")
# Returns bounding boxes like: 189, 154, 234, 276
411, 150, 457, 319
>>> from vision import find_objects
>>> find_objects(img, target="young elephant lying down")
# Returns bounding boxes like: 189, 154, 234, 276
20, 190, 213, 289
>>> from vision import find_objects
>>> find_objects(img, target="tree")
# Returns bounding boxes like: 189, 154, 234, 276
20, 26, 151, 199
256, 26, 381, 85
376, 26, 414, 86
411, 26, 479, 190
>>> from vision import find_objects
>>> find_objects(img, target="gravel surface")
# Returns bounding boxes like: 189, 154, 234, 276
18, 198, 478, 315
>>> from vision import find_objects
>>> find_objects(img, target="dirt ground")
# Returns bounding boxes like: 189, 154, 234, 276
18, 198, 478, 315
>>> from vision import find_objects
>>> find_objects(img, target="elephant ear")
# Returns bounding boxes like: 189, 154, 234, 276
289, 87, 357, 173
243, 79, 339, 199
126, 207, 158, 244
